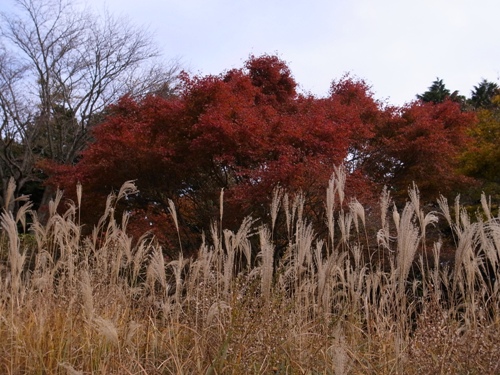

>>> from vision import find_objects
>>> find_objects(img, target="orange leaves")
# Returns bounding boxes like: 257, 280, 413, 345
460, 106, 500, 184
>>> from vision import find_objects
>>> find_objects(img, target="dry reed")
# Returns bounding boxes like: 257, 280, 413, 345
0, 172, 499, 374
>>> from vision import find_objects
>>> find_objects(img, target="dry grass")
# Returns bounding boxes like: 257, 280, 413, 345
1, 171, 500, 374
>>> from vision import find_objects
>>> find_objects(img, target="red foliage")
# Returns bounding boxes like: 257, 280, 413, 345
43, 55, 475, 252
244, 54, 297, 105
365, 99, 477, 200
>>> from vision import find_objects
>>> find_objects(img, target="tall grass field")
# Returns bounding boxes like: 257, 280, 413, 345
1, 169, 499, 374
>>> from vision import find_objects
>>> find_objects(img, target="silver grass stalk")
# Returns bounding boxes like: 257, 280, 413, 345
290, 193, 299, 234
168, 198, 183, 254
116, 180, 139, 202
283, 192, 291, 238
168, 198, 179, 233
351, 243, 363, 270
222, 229, 232, 258
210, 220, 220, 252
210, 220, 223, 277
63, 203, 76, 222
258, 226, 275, 302
15, 201, 33, 232
124, 320, 142, 349
80, 269, 94, 320
392, 203, 401, 234
377, 187, 392, 253
93, 316, 119, 347
121, 210, 131, 232
437, 195, 452, 226
147, 247, 167, 294
31, 250, 55, 295
452, 222, 478, 292
293, 192, 305, 227
118, 230, 133, 267
326, 174, 336, 249
48, 189, 64, 218
454, 194, 461, 228
380, 186, 391, 229
409, 183, 423, 229
110, 241, 124, 285
233, 216, 254, 252
409, 184, 438, 242
338, 210, 352, 246
223, 229, 236, 296
333, 165, 346, 206
271, 185, 283, 233
199, 242, 214, 282
94, 192, 116, 237
132, 234, 150, 280
349, 198, 365, 233
239, 236, 252, 272
476, 219, 494, 271
313, 239, 330, 313
169, 252, 187, 305
105, 209, 117, 238
376, 228, 390, 251
431, 242, 443, 302
395, 203, 421, 298
422, 210, 439, 237
295, 220, 315, 270
1, 211, 26, 297
206, 301, 231, 326
408, 182, 420, 212
186, 253, 203, 296
76, 182, 82, 210
487, 222, 500, 269
219, 188, 224, 226
233, 216, 254, 270
2, 177, 16, 211
481, 192, 492, 221
460, 207, 471, 231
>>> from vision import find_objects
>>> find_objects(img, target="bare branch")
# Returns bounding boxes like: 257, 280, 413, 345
0, 0, 181, 208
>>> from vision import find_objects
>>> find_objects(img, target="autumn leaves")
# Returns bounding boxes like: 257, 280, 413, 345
44, 55, 477, 249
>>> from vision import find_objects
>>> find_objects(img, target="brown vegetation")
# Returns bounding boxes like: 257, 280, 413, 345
1, 169, 500, 374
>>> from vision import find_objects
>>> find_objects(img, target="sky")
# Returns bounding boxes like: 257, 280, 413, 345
2, 0, 500, 106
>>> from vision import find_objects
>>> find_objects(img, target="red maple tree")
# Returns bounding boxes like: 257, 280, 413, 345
364, 99, 476, 201
42, 55, 475, 254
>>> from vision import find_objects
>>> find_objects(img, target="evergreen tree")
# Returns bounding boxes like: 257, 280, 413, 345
417, 78, 451, 103
470, 79, 500, 109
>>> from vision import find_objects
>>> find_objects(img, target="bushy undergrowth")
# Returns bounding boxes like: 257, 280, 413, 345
1, 170, 500, 374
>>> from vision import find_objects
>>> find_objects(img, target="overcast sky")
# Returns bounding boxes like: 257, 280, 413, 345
2, 0, 500, 106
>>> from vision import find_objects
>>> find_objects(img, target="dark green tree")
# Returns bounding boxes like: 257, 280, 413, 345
417, 78, 450, 103
417, 78, 452, 104
470, 79, 500, 109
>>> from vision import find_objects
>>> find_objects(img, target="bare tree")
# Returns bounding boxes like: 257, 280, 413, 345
0, 45, 34, 209
0, 0, 180, 211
